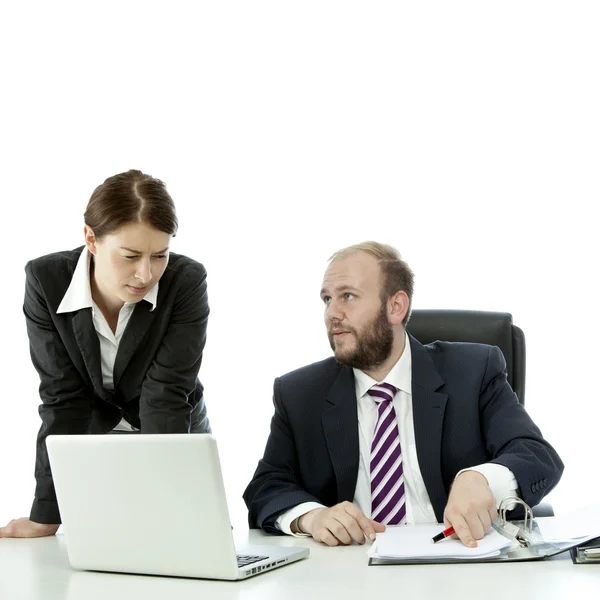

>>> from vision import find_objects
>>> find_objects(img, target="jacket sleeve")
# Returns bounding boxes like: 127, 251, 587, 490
480, 345, 564, 507
243, 377, 323, 533
138, 263, 210, 433
24, 262, 93, 524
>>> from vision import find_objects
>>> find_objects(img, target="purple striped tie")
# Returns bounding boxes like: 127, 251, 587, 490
369, 382, 407, 525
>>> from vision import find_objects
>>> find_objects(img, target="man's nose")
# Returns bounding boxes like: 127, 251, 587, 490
326, 299, 344, 322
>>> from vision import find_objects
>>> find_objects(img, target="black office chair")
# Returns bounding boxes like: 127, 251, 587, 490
407, 309, 526, 404
406, 309, 552, 517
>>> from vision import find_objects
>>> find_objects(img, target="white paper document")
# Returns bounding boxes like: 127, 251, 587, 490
535, 502, 600, 543
368, 525, 514, 560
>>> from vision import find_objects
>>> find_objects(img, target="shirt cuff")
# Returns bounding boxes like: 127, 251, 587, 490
456, 463, 520, 508
275, 502, 326, 537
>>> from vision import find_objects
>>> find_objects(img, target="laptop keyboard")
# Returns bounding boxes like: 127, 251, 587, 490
237, 554, 268, 567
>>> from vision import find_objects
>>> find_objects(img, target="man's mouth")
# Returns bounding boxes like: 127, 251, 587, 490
331, 330, 351, 337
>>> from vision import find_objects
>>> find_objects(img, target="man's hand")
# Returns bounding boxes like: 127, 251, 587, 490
0, 518, 60, 539
443, 471, 497, 548
298, 501, 386, 546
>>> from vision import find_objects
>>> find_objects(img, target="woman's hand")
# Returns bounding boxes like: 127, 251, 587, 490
0, 518, 60, 538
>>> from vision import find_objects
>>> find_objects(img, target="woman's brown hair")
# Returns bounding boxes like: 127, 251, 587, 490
84, 170, 178, 238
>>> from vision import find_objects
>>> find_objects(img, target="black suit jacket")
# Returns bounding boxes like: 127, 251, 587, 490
24, 247, 211, 524
243, 336, 564, 532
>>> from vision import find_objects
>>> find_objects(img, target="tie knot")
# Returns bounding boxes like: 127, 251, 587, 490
367, 382, 397, 404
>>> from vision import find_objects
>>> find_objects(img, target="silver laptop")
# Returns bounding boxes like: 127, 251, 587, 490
46, 434, 309, 580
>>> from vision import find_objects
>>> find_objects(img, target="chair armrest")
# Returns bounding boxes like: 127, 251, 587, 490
532, 502, 554, 518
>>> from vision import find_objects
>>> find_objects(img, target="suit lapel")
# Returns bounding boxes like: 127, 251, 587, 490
322, 366, 360, 503
409, 335, 449, 522
113, 302, 156, 387
72, 309, 108, 399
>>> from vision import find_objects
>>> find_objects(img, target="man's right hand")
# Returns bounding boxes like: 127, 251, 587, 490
0, 518, 60, 538
298, 501, 385, 546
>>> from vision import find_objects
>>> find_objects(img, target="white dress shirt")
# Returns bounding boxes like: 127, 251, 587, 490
276, 333, 519, 535
56, 247, 158, 431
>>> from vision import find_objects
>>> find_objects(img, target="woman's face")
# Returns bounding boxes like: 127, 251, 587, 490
85, 221, 172, 308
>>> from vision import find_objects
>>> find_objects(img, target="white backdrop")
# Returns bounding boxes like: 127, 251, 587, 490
1, 1, 598, 530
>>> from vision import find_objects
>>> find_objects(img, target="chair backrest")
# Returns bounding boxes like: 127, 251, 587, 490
406, 309, 526, 405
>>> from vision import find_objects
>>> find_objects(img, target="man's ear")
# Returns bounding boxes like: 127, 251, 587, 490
388, 291, 409, 326
84, 225, 97, 255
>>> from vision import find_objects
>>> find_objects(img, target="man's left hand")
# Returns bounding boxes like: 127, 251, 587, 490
443, 470, 497, 548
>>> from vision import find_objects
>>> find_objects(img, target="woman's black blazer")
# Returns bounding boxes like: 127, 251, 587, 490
24, 247, 210, 523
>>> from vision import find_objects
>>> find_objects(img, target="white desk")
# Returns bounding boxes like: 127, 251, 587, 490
1, 530, 599, 600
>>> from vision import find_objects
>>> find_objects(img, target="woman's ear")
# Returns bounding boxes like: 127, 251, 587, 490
84, 225, 97, 255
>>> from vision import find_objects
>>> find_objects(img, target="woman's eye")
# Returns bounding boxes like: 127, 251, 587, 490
124, 255, 138, 260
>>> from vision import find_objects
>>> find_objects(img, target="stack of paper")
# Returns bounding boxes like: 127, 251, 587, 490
535, 502, 600, 544
368, 525, 514, 561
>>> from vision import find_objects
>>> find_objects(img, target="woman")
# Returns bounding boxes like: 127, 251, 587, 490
0, 170, 211, 538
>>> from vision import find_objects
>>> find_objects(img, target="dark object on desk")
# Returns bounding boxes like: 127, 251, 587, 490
407, 309, 553, 518
571, 536, 600, 564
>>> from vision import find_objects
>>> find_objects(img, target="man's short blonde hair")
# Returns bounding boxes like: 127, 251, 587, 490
329, 241, 415, 325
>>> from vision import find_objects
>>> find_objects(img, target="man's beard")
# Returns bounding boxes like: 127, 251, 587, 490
328, 302, 394, 371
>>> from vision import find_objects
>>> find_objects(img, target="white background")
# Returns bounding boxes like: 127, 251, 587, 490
1, 1, 598, 530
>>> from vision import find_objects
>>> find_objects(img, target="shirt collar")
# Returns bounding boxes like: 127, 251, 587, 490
57, 246, 159, 314
353, 332, 412, 400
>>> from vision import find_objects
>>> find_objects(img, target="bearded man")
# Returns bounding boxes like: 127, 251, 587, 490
243, 242, 563, 547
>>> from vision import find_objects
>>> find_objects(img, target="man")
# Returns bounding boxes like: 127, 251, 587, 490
243, 242, 564, 547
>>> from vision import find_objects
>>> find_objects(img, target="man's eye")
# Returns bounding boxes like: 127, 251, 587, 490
153, 255, 167, 260
322, 296, 331, 304
345, 293, 355, 300
124, 255, 138, 260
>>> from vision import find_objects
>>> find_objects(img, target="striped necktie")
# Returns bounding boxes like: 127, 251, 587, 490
368, 382, 407, 525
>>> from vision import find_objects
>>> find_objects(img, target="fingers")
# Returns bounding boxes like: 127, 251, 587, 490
330, 516, 356, 545
445, 501, 496, 547
345, 508, 373, 543
311, 502, 383, 546
465, 513, 486, 543
370, 519, 387, 533
0, 518, 59, 539
481, 506, 494, 533
474, 499, 496, 534
444, 471, 497, 547
313, 527, 341, 547
446, 513, 477, 548
488, 504, 498, 527
0, 520, 16, 538
320, 509, 363, 545
342, 502, 385, 543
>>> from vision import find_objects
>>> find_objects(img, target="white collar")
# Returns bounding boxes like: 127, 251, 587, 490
353, 332, 412, 399
57, 247, 158, 314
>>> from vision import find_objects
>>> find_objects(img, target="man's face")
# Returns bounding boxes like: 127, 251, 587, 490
320, 252, 393, 370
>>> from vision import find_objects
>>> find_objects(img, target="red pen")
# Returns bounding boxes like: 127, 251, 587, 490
432, 526, 455, 543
